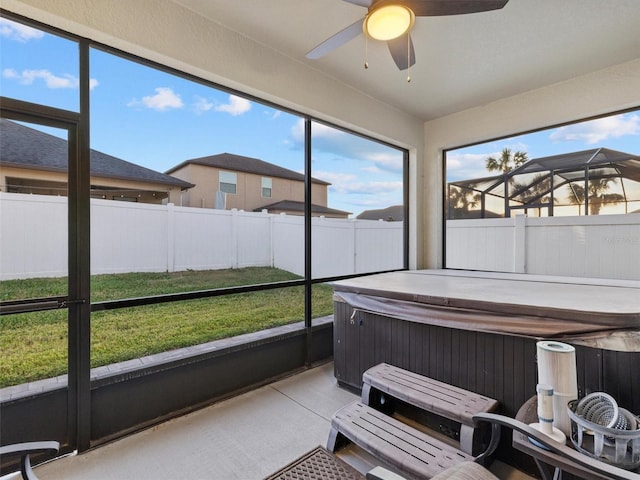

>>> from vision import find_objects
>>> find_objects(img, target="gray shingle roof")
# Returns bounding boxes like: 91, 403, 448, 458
357, 205, 404, 221
166, 153, 330, 185
254, 200, 350, 216
0, 119, 193, 189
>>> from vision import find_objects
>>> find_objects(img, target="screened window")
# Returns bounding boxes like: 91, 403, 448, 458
0, 12, 410, 455
0, 18, 81, 112
220, 171, 237, 194
310, 121, 406, 280
446, 111, 640, 220
261, 177, 272, 198
1, 13, 408, 393
444, 109, 640, 279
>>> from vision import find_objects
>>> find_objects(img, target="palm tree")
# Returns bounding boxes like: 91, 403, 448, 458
448, 184, 481, 218
566, 182, 586, 215
565, 178, 624, 215
512, 174, 551, 206
586, 178, 625, 215
485, 148, 528, 173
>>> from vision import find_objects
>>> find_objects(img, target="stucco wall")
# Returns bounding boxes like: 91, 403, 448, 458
0, 165, 183, 204
423, 59, 640, 269
168, 163, 328, 211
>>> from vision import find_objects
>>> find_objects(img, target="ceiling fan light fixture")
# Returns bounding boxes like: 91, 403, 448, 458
364, 4, 415, 41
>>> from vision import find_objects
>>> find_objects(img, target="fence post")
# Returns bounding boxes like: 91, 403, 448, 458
514, 213, 526, 273
352, 219, 358, 274
231, 208, 238, 269
269, 212, 275, 268
167, 203, 175, 272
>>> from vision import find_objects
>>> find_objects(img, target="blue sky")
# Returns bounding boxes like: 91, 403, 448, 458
0, 17, 404, 217
447, 112, 640, 182
1, 17, 638, 214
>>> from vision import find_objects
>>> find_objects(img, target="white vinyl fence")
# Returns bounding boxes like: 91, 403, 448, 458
446, 213, 640, 280
0, 192, 403, 280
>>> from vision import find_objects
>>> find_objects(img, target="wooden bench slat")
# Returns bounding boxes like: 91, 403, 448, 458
363, 363, 498, 427
328, 402, 473, 479
361, 363, 499, 456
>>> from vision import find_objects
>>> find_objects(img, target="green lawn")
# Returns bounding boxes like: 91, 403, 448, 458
0, 267, 334, 388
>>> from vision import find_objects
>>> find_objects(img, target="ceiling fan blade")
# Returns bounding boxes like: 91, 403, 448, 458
342, 0, 372, 6
407, 0, 509, 17
387, 33, 415, 71
306, 18, 364, 59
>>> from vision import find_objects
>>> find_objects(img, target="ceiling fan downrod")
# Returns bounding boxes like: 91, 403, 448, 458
364, 34, 369, 69
406, 32, 411, 82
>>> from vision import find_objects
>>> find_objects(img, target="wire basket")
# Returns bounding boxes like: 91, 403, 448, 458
575, 392, 619, 428
567, 394, 640, 470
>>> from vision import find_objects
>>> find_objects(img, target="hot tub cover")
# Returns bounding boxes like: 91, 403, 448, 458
332, 270, 640, 349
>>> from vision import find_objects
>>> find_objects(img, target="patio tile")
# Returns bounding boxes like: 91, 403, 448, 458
32, 362, 534, 480
35, 362, 356, 480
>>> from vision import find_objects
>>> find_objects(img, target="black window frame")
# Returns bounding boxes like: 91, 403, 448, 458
0, 8, 410, 453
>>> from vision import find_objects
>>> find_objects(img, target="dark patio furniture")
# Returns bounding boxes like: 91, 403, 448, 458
0, 441, 60, 480
509, 396, 640, 480
475, 412, 640, 480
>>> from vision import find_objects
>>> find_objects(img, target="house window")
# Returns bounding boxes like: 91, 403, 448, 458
261, 177, 272, 198
219, 171, 237, 194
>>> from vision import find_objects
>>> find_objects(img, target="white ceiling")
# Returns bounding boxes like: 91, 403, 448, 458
173, 0, 640, 121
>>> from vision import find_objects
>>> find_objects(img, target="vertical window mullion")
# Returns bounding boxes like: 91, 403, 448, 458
304, 118, 312, 364
70, 37, 92, 453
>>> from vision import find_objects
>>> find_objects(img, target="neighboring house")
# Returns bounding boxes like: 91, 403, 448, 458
166, 153, 351, 218
0, 119, 193, 204
357, 205, 404, 222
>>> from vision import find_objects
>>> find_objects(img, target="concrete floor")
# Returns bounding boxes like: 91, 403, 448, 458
12, 362, 534, 480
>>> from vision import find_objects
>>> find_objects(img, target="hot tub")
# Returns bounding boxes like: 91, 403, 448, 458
332, 270, 640, 418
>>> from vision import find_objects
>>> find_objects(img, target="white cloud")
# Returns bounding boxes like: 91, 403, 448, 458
445, 151, 494, 181
0, 18, 44, 42
128, 87, 184, 111
312, 170, 402, 199
310, 122, 346, 140
292, 121, 345, 140
446, 142, 531, 182
549, 114, 640, 144
349, 180, 403, 195
350, 197, 398, 208
290, 119, 403, 173
2, 68, 99, 90
313, 170, 357, 186
290, 119, 305, 143
214, 95, 251, 116
193, 96, 214, 114
366, 152, 403, 173
291, 120, 353, 152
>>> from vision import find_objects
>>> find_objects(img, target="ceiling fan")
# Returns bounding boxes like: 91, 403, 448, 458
306, 0, 509, 71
